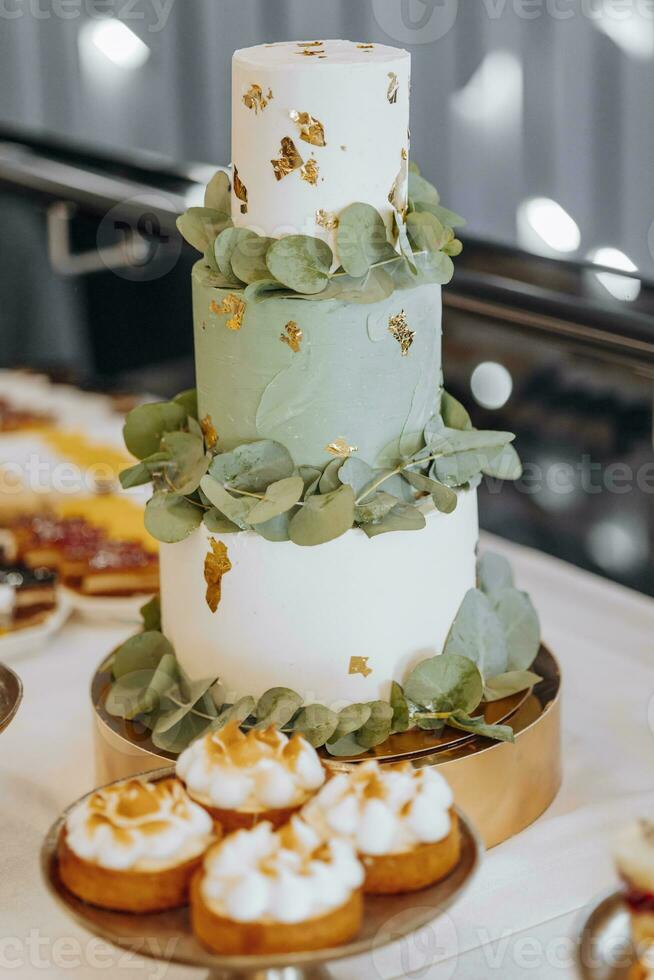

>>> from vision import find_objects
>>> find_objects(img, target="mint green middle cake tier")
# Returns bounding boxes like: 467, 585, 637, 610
192, 262, 443, 466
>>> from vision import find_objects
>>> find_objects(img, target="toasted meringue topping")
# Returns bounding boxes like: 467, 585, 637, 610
302, 760, 454, 856
200, 817, 363, 924
615, 820, 654, 895
176, 720, 325, 812
65, 779, 214, 872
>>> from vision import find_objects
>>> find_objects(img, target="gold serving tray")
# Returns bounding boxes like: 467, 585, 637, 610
42, 768, 482, 980
92, 646, 562, 849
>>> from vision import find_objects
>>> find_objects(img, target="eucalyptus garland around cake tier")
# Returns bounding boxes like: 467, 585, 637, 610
176, 164, 463, 303
119, 387, 521, 546
105, 553, 541, 755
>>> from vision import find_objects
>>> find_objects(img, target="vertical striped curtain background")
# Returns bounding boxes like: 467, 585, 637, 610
0, 0, 652, 272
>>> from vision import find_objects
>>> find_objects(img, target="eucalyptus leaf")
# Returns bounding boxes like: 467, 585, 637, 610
482, 444, 522, 481
319, 458, 344, 494
255, 688, 303, 728
414, 200, 466, 228
390, 682, 410, 733
144, 493, 203, 543
105, 669, 158, 720
444, 589, 508, 680
447, 710, 515, 743
244, 279, 288, 302
173, 388, 199, 420
402, 469, 457, 513
338, 457, 374, 497
325, 733, 368, 757
408, 171, 440, 207
231, 234, 276, 284
152, 711, 214, 753
199, 476, 254, 529
407, 211, 449, 253
495, 588, 541, 671
211, 697, 256, 731
328, 703, 372, 742
214, 227, 256, 284
298, 465, 322, 499
355, 491, 400, 524
362, 502, 426, 537
416, 249, 455, 285
337, 203, 396, 278
404, 653, 483, 715
248, 476, 303, 524
356, 701, 394, 748
204, 169, 231, 213
266, 235, 332, 294
292, 704, 339, 747
289, 485, 355, 546
430, 450, 487, 489
140, 595, 161, 632
119, 459, 156, 489
208, 440, 294, 492
483, 670, 542, 702
112, 630, 175, 679
441, 390, 472, 430
255, 512, 292, 542
477, 552, 514, 600
203, 508, 241, 534
427, 426, 515, 456
123, 401, 187, 460
177, 207, 231, 253
160, 431, 209, 495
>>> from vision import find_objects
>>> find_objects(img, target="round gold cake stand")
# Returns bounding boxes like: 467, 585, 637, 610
91, 646, 561, 849
41, 769, 482, 980
0, 662, 23, 733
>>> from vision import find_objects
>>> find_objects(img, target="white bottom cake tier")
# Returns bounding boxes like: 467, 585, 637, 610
159, 489, 478, 706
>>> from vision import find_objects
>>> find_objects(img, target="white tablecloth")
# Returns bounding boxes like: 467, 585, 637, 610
2, 533, 653, 980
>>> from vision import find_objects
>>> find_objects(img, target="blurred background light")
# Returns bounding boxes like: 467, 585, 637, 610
592, 2, 654, 60
470, 361, 513, 410
586, 516, 649, 573
588, 246, 641, 302
517, 197, 581, 255
79, 18, 151, 71
450, 50, 522, 126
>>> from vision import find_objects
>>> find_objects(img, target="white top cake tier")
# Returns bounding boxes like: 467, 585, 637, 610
231, 40, 411, 254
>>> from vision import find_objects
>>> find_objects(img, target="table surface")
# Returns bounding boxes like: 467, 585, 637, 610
1, 532, 652, 980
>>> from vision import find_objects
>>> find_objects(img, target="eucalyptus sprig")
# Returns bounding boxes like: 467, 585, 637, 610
119, 386, 522, 546
105, 553, 540, 756
176, 164, 464, 302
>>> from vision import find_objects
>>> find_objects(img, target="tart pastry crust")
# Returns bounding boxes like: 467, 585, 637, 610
362, 809, 460, 894
58, 829, 214, 913
190, 870, 363, 955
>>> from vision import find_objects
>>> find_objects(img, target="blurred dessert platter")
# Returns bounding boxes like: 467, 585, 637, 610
0, 562, 71, 658
50, 740, 475, 959
615, 820, 654, 980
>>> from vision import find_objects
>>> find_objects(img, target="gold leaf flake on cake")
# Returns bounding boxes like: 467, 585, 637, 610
297, 40, 323, 47
300, 159, 319, 186
296, 49, 325, 57
357, 43, 374, 50
289, 110, 326, 147
233, 167, 248, 214
388, 310, 415, 356
200, 415, 218, 450
315, 209, 339, 230
349, 656, 373, 678
401, 147, 408, 161
271, 137, 304, 181
210, 295, 245, 331
387, 72, 399, 104
242, 84, 273, 114
280, 321, 303, 353
204, 538, 232, 613
326, 438, 357, 458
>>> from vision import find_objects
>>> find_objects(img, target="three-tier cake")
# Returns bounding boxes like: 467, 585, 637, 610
114, 39, 540, 757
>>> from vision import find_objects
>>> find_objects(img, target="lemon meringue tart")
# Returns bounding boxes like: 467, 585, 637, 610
302, 760, 460, 894
191, 817, 364, 955
58, 778, 216, 912
176, 720, 326, 831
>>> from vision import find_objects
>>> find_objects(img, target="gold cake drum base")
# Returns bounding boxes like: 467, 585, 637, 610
91, 646, 561, 849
